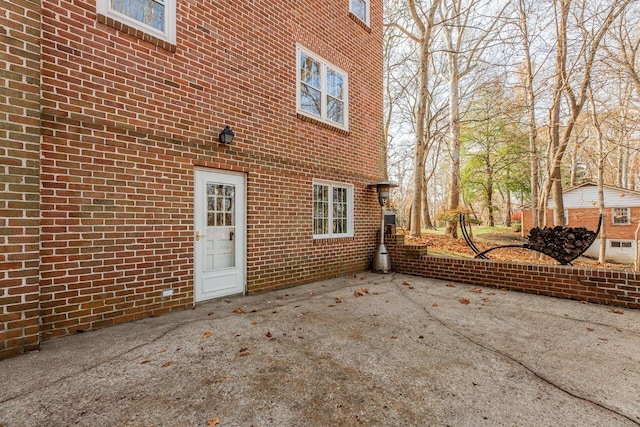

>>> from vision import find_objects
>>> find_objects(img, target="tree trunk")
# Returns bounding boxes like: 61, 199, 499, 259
505, 187, 512, 227
407, 0, 440, 237
444, 19, 461, 239
487, 171, 494, 227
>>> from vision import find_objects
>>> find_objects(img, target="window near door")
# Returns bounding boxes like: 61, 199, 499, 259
612, 207, 630, 225
297, 46, 348, 130
97, 0, 176, 44
313, 181, 354, 238
350, 0, 370, 26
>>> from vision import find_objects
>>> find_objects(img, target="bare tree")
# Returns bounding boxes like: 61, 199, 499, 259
542, 0, 633, 227
517, 0, 542, 229
394, 0, 443, 237
438, 0, 509, 238
588, 83, 608, 263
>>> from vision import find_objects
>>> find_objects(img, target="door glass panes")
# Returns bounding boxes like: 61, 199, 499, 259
313, 184, 329, 235
300, 52, 322, 116
111, 0, 165, 31
205, 183, 235, 270
206, 184, 235, 226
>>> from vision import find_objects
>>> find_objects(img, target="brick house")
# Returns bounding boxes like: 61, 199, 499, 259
1, 0, 385, 358
522, 182, 640, 263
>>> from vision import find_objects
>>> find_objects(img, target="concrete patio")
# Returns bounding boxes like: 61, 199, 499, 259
1, 272, 639, 426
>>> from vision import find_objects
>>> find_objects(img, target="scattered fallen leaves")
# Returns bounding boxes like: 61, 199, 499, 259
354, 287, 369, 297
432, 302, 439, 307
207, 417, 220, 427
251, 321, 257, 325
611, 309, 624, 315
208, 311, 214, 316
470, 288, 483, 293
402, 230, 632, 270
418, 335, 424, 339
203, 331, 212, 339
309, 291, 315, 295
239, 352, 250, 357
335, 296, 342, 303
140, 359, 151, 364
215, 379, 223, 383
233, 307, 245, 314
598, 337, 609, 341
482, 297, 490, 303
266, 331, 273, 338
459, 298, 470, 305
391, 336, 398, 339
298, 336, 304, 339
402, 281, 415, 290
581, 301, 589, 304
586, 327, 594, 331
161, 361, 173, 368
446, 283, 456, 288
239, 347, 248, 352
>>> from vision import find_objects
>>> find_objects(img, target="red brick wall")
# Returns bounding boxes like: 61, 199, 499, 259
0, 0, 41, 358
34, 0, 384, 342
387, 235, 640, 309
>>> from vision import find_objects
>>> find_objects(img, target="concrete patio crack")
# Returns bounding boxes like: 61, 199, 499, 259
393, 278, 640, 426
0, 321, 191, 404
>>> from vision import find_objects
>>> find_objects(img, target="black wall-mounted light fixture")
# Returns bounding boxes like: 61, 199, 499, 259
219, 126, 235, 144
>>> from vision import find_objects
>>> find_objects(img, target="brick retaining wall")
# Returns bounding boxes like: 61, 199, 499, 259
386, 234, 640, 309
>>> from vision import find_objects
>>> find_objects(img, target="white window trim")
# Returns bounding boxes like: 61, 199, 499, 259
612, 207, 630, 225
312, 180, 354, 238
96, 0, 177, 45
296, 45, 349, 131
350, 0, 370, 27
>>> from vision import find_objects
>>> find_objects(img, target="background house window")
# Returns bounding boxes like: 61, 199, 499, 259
313, 181, 353, 237
297, 46, 348, 129
611, 241, 633, 248
97, 0, 176, 44
612, 207, 630, 225
350, 0, 370, 26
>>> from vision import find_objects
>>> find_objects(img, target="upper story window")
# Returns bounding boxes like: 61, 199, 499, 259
612, 207, 630, 225
313, 181, 354, 238
97, 0, 176, 45
297, 46, 349, 130
350, 0, 370, 26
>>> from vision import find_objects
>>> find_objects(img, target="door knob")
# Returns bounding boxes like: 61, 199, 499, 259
196, 231, 203, 241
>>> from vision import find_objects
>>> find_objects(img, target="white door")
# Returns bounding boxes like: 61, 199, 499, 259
194, 169, 246, 302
